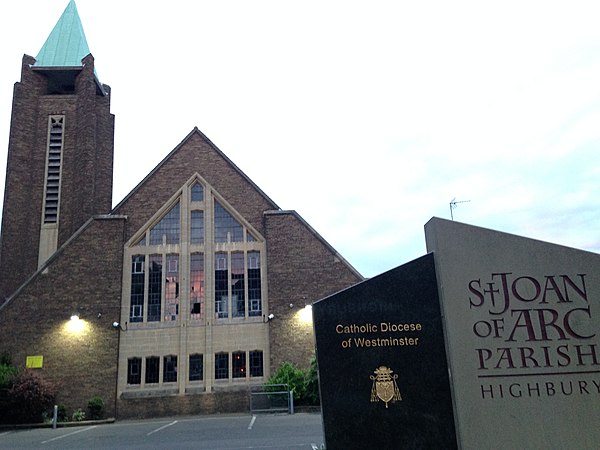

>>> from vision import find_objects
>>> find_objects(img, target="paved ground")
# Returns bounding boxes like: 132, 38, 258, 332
0, 413, 324, 450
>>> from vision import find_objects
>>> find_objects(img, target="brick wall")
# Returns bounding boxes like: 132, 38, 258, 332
264, 211, 363, 372
0, 54, 114, 301
112, 129, 278, 243
117, 390, 249, 419
0, 216, 126, 418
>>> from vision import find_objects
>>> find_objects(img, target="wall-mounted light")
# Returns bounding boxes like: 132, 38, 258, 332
65, 314, 85, 333
298, 304, 313, 324
112, 321, 127, 332
264, 313, 275, 322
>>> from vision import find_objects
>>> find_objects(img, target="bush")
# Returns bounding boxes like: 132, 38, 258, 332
0, 354, 18, 389
88, 396, 104, 420
5, 370, 57, 424
267, 362, 307, 402
268, 356, 320, 406
72, 408, 85, 422
304, 354, 320, 406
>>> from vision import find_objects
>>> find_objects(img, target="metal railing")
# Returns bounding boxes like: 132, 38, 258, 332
250, 384, 294, 414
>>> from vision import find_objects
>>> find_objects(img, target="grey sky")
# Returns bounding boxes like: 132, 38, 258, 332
1, 1, 599, 277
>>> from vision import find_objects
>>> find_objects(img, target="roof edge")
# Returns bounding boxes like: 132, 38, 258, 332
0, 215, 127, 311
264, 209, 364, 280
112, 127, 281, 213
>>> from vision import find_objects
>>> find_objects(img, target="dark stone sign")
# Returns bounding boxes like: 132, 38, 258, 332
313, 254, 457, 450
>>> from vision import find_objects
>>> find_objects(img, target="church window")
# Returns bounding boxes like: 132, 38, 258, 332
163, 355, 177, 382
191, 182, 204, 202
147, 255, 162, 322
150, 202, 180, 245
232, 252, 245, 318
214, 201, 243, 243
127, 358, 141, 385
165, 254, 179, 321
130, 256, 145, 323
43, 116, 64, 224
248, 251, 262, 316
189, 354, 203, 381
249, 351, 264, 377
232, 351, 246, 378
190, 210, 204, 244
145, 357, 160, 384
215, 253, 229, 318
215, 353, 229, 379
190, 253, 204, 318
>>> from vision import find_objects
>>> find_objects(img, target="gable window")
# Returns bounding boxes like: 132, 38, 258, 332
190, 210, 204, 244
150, 202, 180, 245
248, 251, 262, 317
191, 182, 204, 202
190, 252, 204, 318
214, 200, 243, 243
232, 252, 245, 318
130, 256, 145, 322
165, 254, 179, 321
147, 255, 162, 322
215, 253, 229, 319
123, 179, 268, 390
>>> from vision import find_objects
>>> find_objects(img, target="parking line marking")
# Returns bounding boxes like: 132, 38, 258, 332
41, 425, 97, 444
147, 420, 177, 436
248, 415, 257, 430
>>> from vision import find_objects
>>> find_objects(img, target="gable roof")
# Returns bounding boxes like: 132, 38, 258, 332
111, 127, 281, 214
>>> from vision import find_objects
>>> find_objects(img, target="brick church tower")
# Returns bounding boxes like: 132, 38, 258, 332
0, 1, 114, 300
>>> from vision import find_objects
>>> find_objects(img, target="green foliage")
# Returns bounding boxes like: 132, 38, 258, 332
72, 408, 86, 422
304, 354, 320, 406
87, 395, 104, 420
267, 361, 307, 402
0, 358, 18, 389
57, 404, 68, 422
268, 355, 321, 406
5, 369, 57, 424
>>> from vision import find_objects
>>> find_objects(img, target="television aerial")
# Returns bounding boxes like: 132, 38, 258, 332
449, 198, 470, 221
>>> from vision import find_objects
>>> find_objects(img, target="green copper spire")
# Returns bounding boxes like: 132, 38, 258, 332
35, 0, 91, 68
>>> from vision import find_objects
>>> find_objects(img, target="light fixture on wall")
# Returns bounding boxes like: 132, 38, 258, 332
65, 314, 85, 333
112, 321, 127, 331
264, 313, 275, 322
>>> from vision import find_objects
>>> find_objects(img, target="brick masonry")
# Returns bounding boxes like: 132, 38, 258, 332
0, 216, 125, 418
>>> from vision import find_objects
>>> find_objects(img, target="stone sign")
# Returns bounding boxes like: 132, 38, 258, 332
313, 254, 457, 450
425, 218, 600, 449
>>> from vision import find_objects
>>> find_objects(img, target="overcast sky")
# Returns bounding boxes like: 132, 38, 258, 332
1, 1, 600, 278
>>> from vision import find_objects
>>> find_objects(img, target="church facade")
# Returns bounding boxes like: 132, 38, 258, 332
0, 1, 362, 419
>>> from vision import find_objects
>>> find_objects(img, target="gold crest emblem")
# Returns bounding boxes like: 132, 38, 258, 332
370, 366, 401, 408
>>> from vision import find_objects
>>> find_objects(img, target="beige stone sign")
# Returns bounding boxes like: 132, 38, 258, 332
426, 218, 600, 449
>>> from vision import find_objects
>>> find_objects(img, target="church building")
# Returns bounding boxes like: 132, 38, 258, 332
0, 1, 362, 419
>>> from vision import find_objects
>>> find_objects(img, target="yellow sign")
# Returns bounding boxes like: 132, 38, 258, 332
26, 355, 43, 369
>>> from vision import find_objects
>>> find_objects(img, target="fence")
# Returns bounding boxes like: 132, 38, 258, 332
250, 384, 294, 414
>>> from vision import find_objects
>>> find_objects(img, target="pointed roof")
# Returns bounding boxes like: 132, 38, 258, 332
35, 1, 91, 68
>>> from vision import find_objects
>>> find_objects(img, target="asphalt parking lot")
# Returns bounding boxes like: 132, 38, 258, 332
0, 413, 324, 450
